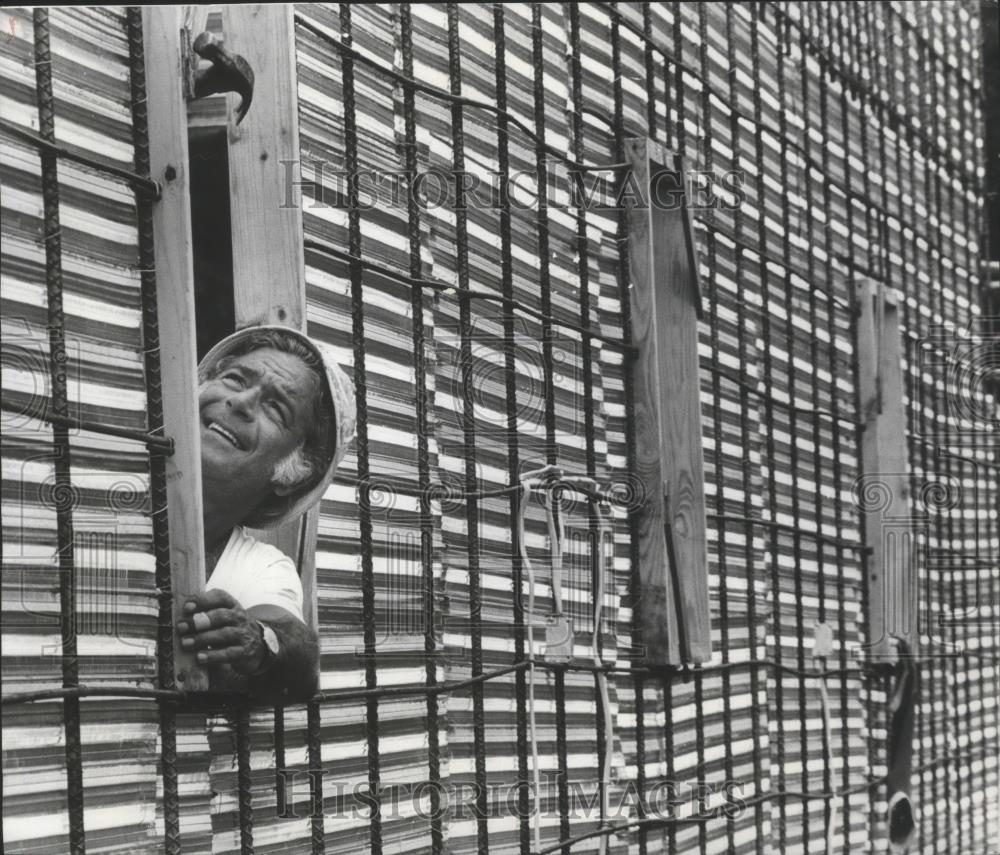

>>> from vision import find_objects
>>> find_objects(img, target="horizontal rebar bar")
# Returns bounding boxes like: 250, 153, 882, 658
0, 117, 161, 198
1, 396, 175, 454
7, 649, 992, 708
707, 511, 867, 552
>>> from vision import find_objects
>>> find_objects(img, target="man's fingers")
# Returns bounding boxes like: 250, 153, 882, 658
183, 588, 238, 615
180, 626, 243, 650
177, 606, 239, 635
195, 645, 249, 666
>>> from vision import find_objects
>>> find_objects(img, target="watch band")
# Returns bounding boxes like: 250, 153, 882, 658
252, 620, 279, 675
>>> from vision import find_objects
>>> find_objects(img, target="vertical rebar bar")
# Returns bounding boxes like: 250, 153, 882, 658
892, 7, 928, 850
725, 6, 766, 849
607, 4, 654, 852
816, 6, 853, 846
398, 7, 443, 852
903, 157, 930, 855
33, 10, 85, 853
566, 4, 610, 847
706, 5, 735, 852
954, 10, 990, 844
274, 706, 287, 816
847, 2, 883, 843
800, 5, 836, 846
528, 4, 557, 477
489, 6, 531, 853
929, 28, 961, 843
671, 2, 686, 159
236, 708, 254, 854
611, 6, 647, 849
338, 6, 383, 854
790, 18, 812, 851
772, 8, 798, 848
125, 10, 182, 853
925, 8, 966, 848
662, 674, 676, 853
527, 5, 569, 849
307, 698, 324, 853
748, 10, 784, 852
445, 6, 490, 850
642, 3, 657, 141
692, 11, 712, 848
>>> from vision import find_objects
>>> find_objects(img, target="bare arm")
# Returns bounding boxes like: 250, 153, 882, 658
246, 602, 319, 701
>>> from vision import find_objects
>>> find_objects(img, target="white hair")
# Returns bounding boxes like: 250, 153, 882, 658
271, 445, 314, 491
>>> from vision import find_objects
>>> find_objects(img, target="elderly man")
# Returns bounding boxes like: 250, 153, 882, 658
175, 326, 355, 700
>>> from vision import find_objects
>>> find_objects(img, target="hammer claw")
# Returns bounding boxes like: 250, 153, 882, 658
191, 31, 255, 125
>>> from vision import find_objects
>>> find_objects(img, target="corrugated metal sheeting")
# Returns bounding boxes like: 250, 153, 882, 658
1, 3, 997, 855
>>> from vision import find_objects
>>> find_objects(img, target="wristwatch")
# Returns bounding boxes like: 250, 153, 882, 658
253, 621, 280, 675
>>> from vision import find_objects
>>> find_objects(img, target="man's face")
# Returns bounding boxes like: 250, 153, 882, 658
199, 347, 320, 501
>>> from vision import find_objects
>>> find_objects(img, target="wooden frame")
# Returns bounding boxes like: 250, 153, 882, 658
856, 279, 916, 659
142, 5, 209, 690
142, 5, 318, 691
625, 138, 711, 666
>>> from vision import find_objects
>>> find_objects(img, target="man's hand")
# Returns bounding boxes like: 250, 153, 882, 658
176, 590, 320, 701
176, 589, 266, 676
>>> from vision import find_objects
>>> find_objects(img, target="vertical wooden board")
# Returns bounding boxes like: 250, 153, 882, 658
626, 137, 676, 664
224, 4, 306, 329
142, 5, 209, 690
857, 279, 915, 658
651, 145, 710, 665
224, 4, 318, 633
626, 137, 711, 665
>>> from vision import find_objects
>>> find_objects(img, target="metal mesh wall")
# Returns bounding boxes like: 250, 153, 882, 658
1, 3, 997, 855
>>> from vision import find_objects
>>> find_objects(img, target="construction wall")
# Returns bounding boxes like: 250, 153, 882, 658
1, 3, 997, 855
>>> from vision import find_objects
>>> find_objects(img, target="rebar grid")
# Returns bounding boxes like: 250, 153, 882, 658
2, 4, 995, 855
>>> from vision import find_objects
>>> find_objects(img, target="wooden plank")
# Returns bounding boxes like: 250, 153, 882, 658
142, 5, 209, 691
626, 137, 712, 666
298, 507, 320, 631
223, 5, 319, 633
225, 4, 306, 329
857, 279, 916, 659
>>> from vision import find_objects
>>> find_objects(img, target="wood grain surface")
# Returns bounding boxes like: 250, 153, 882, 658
626, 137, 711, 666
143, 4, 209, 690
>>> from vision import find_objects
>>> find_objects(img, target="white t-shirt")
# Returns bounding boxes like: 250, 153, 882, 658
205, 526, 304, 622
